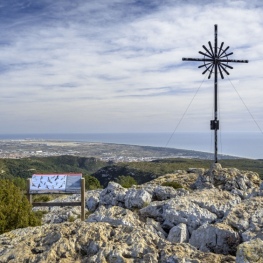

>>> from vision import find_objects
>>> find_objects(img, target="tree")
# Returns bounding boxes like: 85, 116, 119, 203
83, 174, 102, 190
116, 175, 137, 188
0, 180, 41, 234
12, 177, 27, 191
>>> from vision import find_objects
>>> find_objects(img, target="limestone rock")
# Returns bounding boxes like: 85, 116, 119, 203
86, 205, 141, 227
236, 238, 263, 263
99, 181, 128, 207
192, 164, 261, 199
189, 223, 240, 255
140, 197, 217, 234
0, 221, 236, 263
153, 185, 189, 201
224, 196, 263, 242
86, 195, 100, 212
33, 193, 87, 224
167, 223, 189, 243
1, 165, 261, 261
142, 171, 199, 189
140, 188, 241, 234
186, 188, 241, 218
159, 243, 235, 263
86, 190, 101, 212
144, 217, 168, 239
124, 188, 152, 209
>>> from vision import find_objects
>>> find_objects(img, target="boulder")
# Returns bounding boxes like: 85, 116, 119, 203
185, 188, 241, 218
86, 190, 101, 212
99, 182, 128, 207
86, 205, 141, 227
140, 188, 241, 234
140, 197, 217, 234
144, 217, 167, 239
189, 223, 240, 255
124, 188, 152, 209
236, 238, 263, 263
224, 196, 263, 242
153, 185, 189, 201
167, 223, 189, 243
86, 195, 100, 212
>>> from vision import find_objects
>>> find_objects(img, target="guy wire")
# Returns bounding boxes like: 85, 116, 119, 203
165, 73, 207, 147
227, 77, 263, 134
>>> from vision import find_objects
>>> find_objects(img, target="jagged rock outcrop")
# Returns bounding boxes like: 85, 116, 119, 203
224, 196, 263, 242
139, 188, 241, 234
143, 170, 199, 189
140, 196, 218, 234
0, 221, 236, 263
87, 206, 141, 227
192, 163, 261, 199
1, 164, 262, 262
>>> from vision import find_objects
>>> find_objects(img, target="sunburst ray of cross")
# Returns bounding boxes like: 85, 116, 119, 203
182, 24, 248, 163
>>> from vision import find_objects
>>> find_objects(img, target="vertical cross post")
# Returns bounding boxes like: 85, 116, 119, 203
214, 24, 218, 163
182, 24, 248, 163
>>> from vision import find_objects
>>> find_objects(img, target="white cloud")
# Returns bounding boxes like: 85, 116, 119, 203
0, 0, 262, 134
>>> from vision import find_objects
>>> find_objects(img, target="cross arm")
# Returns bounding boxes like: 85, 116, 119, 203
219, 59, 249, 63
182, 58, 213, 62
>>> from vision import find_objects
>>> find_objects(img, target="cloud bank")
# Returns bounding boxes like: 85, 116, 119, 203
0, 0, 262, 133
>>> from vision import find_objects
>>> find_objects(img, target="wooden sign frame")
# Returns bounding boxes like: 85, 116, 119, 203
27, 174, 85, 221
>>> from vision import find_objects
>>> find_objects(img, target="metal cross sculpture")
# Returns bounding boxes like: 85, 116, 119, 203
182, 24, 248, 163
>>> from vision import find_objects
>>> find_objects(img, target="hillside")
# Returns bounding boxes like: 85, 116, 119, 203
0, 164, 262, 262
0, 156, 108, 180
0, 155, 263, 188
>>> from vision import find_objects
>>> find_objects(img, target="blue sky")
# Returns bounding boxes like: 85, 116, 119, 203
0, 0, 262, 134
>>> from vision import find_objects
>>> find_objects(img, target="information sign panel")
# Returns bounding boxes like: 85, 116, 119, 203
29, 173, 82, 194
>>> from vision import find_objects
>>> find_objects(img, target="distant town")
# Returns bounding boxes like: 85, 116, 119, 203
0, 139, 238, 162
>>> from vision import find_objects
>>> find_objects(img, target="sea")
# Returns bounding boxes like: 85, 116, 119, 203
0, 132, 262, 159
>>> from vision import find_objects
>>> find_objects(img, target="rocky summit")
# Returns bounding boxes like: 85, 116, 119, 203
0, 163, 263, 263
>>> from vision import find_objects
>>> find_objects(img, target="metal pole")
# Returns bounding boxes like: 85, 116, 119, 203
81, 178, 85, 221
214, 24, 218, 163
27, 178, 32, 204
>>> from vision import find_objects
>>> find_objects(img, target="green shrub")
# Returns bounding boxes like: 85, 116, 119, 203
116, 175, 137, 188
83, 174, 102, 190
161, 181, 183, 189
33, 195, 52, 202
0, 180, 41, 234
68, 215, 76, 222
12, 177, 27, 191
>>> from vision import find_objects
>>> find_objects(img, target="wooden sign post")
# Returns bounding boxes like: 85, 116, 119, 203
27, 173, 85, 221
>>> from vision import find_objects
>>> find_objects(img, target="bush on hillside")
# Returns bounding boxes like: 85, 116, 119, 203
161, 181, 184, 189
116, 175, 137, 188
83, 174, 102, 190
12, 177, 27, 191
0, 180, 41, 234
